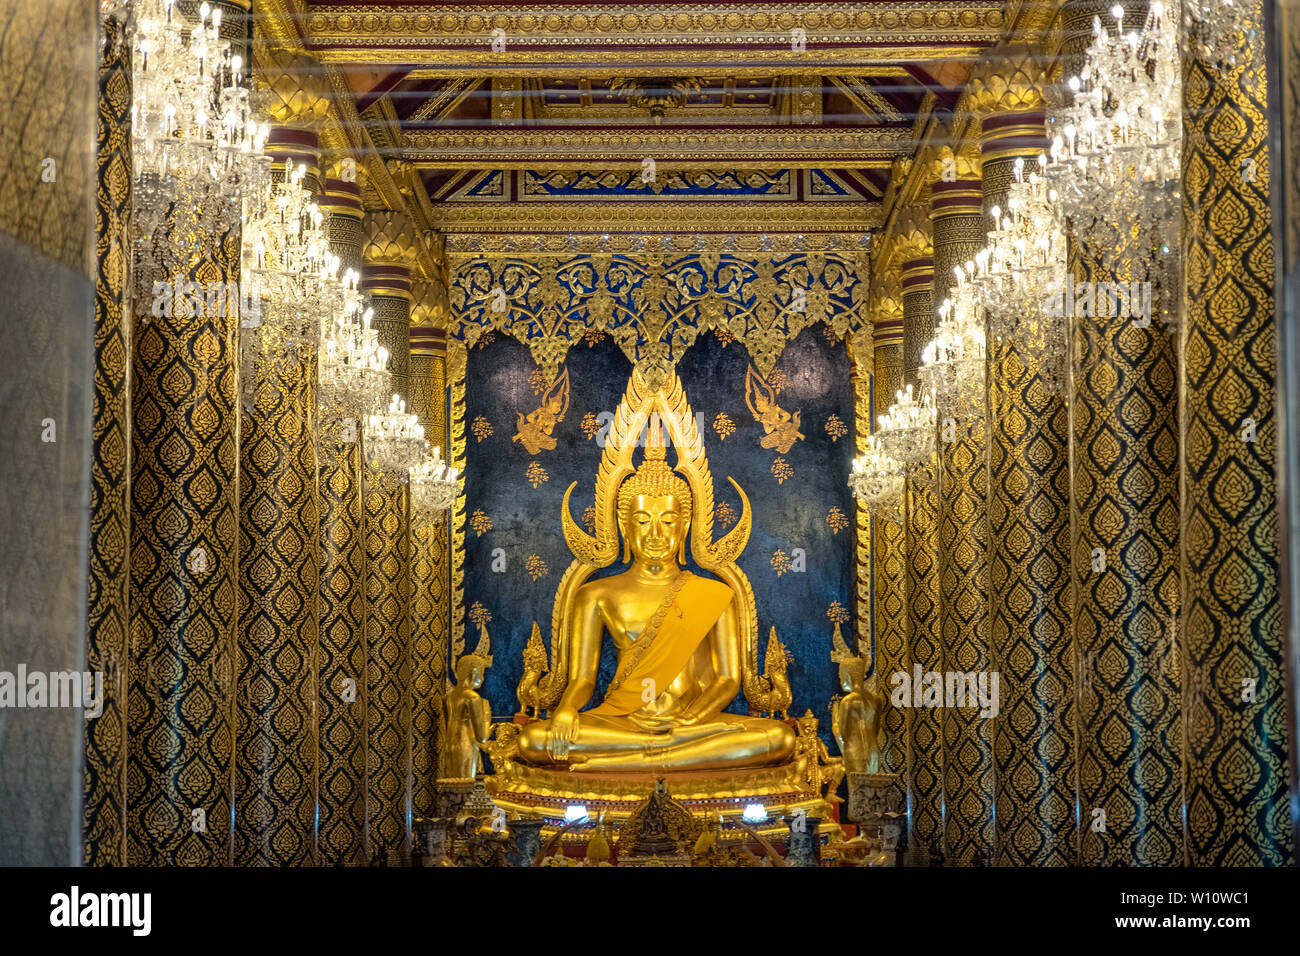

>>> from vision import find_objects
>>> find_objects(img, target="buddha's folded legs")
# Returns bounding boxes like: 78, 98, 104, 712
515, 712, 795, 771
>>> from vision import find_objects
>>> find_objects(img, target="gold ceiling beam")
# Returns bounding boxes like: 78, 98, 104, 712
303, 2, 1004, 72
430, 199, 881, 245
401, 126, 910, 168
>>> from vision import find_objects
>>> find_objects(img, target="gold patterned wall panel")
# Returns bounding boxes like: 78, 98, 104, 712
932, 181, 994, 865
234, 341, 321, 866
127, 235, 240, 867
1180, 10, 1292, 865
363, 288, 414, 863
902, 276, 944, 858
85, 15, 131, 866
408, 347, 449, 817
364, 465, 412, 863
980, 128, 1077, 867
1070, 251, 1182, 865
316, 415, 368, 864
873, 343, 909, 788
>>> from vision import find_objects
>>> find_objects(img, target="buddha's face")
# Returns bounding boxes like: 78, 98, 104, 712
623, 492, 688, 566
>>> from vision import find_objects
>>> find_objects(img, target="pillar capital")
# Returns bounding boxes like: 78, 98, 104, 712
410, 277, 450, 330
362, 210, 418, 299
253, 42, 332, 132
966, 43, 1050, 119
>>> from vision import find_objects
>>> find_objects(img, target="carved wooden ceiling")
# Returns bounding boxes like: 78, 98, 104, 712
286, 1, 1008, 238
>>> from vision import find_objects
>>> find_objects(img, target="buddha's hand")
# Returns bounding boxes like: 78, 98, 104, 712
547, 707, 580, 760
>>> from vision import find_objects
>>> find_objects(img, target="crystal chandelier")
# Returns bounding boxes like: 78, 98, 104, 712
967, 155, 1069, 391
239, 163, 339, 398
365, 394, 426, 475
875, 384, 937, 466
920, 276, 987, 422
319, 271, 389, 415
849, 434, 905, 519
124, 0, 266, 274
1047, 3, 1181, 287
411, 446, 460, 514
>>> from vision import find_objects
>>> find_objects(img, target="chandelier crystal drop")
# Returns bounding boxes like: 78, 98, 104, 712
411, 445, 460, 514
849, 434, 906, 520
1184, 0, 1257, 66
1047, 2, 1182, 281
875, 384, 937, 466
124, 0, 267, 273
365, 394, 426, 476
920, 275, 987, 422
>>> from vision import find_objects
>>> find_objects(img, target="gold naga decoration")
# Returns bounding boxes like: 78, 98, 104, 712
523, 365, 783, 713
512, 365, 571, 455
758, 627, 793, 720
744, 364, 805, 454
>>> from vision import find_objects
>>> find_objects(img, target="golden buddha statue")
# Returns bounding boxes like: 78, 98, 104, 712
515, 438, 795, 771
509, 366, 800, 780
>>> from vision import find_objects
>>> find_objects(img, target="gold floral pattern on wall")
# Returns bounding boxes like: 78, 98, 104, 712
526, 554, 548, 581
827, 600, 851, 625
713, 412, 735, 440
771, 549, 793, 576
580, 411, 601, 439
826, 506, 849, 534
771, 457, 793, 484
583, 328, 606, 346
583, 505, 596, 533
471, 416, 493, 442
470, 509, 492, 537
513, 366, 570, 454
746, 365, 804, 453
528, 367, 547, 395
824, 413, 847, 443
525, 461, 549, 488
767, 368, 790, 393
716, 500, 737, 529
468, 601, 491, 628
714, 326, 736, 347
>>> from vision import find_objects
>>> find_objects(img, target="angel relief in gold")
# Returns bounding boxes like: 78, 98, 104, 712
745, 365, 804, 454
512, 366, 570, 454
494, 368, 802, 790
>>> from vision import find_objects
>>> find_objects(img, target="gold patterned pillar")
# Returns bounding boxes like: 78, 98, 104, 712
232, 105, 326, 863
1053, 4, 1184, 867
409, 288, 450, 817
898, 232, 944, 861
930, 151, 994, 864
315, 162, 369, 864
125, 2, 249, 868
870, 275, 909, 798
971, 59, 1077, 866
362, 209, 416, 864
1180, 3, 1292, 864
86, 13, 132, 866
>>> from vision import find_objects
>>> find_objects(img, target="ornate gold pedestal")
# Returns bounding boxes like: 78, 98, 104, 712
486, 759, 827, 833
